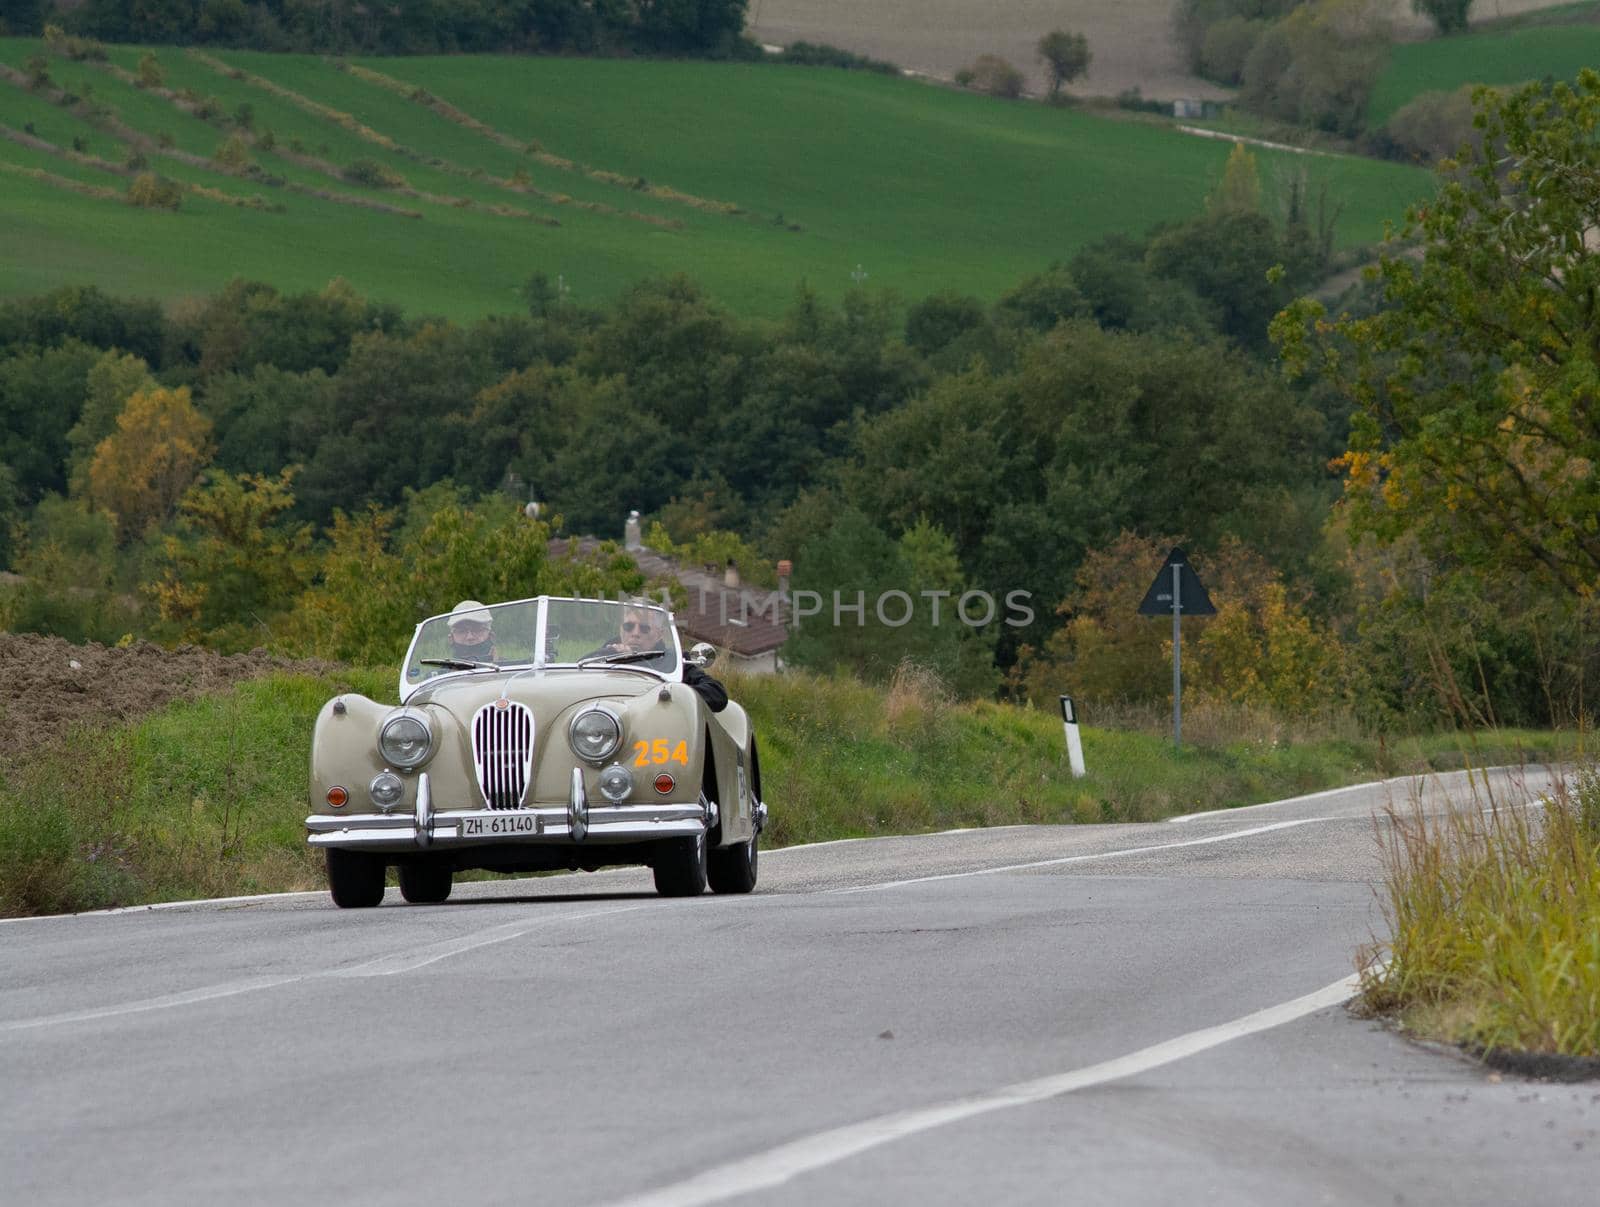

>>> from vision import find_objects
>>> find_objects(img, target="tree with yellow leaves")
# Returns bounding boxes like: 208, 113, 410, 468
87, 385, 214, 543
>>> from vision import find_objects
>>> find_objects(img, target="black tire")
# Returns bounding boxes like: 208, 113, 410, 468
708, 829, 757, 894
653, 830, 708, 897
398, 859, 453, 904
326, 848, 385, 909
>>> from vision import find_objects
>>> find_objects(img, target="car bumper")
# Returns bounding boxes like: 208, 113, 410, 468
306, 770, 713, 852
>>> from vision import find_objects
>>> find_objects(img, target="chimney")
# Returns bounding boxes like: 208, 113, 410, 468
777, 559, 792, 604
724, 559, 740, 589
624, 510, 642, 551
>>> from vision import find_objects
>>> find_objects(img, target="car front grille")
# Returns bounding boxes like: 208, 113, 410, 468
472, 700, 535, 810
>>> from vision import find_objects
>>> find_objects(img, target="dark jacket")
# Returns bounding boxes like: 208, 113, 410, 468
683, 661, 728, 713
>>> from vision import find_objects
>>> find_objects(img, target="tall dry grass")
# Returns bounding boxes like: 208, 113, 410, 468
1362, 766, 1600, 1056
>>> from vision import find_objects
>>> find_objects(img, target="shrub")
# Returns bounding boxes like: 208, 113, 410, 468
778, 41, 900, 74
341, 158, 406, 190
137, 52, 164, 89
23, 54, 51, 90
213, 134, 252, 170
125, 173, 182, 211
1380, 84, 1482, 163
967, 54, 1025, 99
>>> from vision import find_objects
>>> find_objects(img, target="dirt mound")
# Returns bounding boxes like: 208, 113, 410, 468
0, 633, 338, 767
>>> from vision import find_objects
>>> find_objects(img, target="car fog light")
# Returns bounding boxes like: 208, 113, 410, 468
598, 764, 633, 802
326, 786, 349, 808
370, 772, 404, 810
653, 773, 675, 795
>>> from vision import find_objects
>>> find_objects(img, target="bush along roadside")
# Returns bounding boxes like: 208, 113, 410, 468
1360, 766, 1600, 1065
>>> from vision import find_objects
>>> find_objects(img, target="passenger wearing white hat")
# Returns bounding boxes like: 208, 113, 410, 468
447, 600, 495, 663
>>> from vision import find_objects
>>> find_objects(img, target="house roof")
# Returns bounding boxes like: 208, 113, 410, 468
550, 537, 789, 657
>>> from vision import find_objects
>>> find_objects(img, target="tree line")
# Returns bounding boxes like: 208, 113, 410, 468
1, 1, 752, 57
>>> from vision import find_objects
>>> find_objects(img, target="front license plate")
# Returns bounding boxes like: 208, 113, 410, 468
461, 814, 539, 837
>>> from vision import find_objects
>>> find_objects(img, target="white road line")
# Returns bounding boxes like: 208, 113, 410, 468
597, 971, 1363, 1207
0, 975, 309, 1033
0, 904, 656, 1031
1166, 781, 1396, 824
1166, 765, 1556, 824
330, 904, 652, 976
828, 817, 1332, 894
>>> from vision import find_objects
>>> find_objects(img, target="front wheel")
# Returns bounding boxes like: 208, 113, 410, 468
708, 829, 757, 894
653, 830, 708, 897
398, 859, 452, 904
326, 848, 385, 908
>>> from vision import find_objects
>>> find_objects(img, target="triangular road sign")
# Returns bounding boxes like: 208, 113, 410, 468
1137, 547, 1217, 616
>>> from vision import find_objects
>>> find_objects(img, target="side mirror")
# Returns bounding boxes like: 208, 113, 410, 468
686, 642, 718, 669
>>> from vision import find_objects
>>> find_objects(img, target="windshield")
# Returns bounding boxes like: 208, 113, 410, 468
402, 598, 681, 699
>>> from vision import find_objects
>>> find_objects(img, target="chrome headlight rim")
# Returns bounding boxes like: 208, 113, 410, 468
379, 710, 434, 770
568, 704, 623, 764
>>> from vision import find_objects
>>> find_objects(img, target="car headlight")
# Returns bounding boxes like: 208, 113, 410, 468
598, 764, 633, 803
379, 713, 433, 769
569, 706, 621, 762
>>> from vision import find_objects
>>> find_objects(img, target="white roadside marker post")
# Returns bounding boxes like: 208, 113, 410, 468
1059, 695, 1086, 778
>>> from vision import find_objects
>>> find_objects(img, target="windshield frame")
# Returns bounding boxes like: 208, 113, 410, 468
399, 596, 683, 702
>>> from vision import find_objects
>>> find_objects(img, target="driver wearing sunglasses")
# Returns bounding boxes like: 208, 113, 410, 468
587, 604, 727, 712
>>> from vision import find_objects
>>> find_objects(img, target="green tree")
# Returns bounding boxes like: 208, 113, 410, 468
0, 341, 100, 502
1036, 30, 1091, 98
1412, 0, 1472, 35
1210, 142, 1262, 213
1274, 73, 1600, 597
150, 469, 316, 649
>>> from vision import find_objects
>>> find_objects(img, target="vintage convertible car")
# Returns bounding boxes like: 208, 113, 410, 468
305, 596, 766, 907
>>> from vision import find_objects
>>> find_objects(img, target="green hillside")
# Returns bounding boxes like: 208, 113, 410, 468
1370, 24, 1600, 125
0, 39, 1430, 319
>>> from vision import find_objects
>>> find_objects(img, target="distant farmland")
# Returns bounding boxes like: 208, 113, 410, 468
749, 0, 1584, 101
0, 39, 1429, 320
1370, 20, 1600, 124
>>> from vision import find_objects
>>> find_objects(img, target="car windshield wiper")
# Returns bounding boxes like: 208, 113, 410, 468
576, 650, 672, 668
420, 657, 499, 671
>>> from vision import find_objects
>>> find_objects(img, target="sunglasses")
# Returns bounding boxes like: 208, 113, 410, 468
621, 620, 658, 633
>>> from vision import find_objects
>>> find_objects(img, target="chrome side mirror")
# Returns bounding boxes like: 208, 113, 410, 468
686, 642, 717, 669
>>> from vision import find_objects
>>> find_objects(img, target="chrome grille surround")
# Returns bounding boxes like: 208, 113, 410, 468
472, 700, 535, 811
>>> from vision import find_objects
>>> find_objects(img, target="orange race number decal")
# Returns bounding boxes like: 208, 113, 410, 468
633, 739, 689, 767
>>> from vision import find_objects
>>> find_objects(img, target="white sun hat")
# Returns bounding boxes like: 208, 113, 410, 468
448, 600, 492, 628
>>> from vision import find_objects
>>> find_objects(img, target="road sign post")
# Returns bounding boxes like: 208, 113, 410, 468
1138, 548, 1216, 750
1171, 563, 1182, 748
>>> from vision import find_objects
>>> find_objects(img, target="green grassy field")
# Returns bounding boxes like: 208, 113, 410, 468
1369, 23, 1600, 125
0, 39, 1430, 319
0, 663, 1580, 916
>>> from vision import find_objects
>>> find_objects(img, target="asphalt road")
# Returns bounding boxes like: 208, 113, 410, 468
3, 766, 1596, 1206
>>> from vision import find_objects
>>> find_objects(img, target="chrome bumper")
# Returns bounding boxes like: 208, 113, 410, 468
307, 772, 711, 851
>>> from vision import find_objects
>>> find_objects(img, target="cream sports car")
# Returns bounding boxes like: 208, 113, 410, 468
306, 596, 766, 907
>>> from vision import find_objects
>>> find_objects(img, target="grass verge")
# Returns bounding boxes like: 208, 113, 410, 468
1359, 767, 1600, 1059
0, 662, 1581, 917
